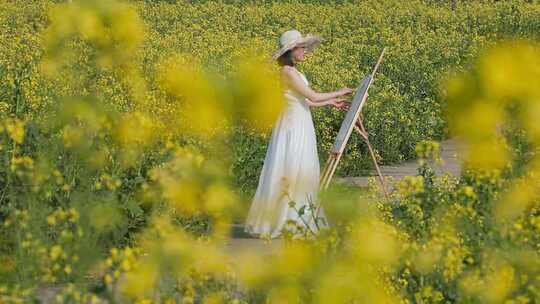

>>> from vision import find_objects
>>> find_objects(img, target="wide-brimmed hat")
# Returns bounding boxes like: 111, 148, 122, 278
272, 29, 322, 60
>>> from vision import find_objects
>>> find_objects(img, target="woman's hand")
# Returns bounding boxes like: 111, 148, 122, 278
337, 87, 354, 96
329, 98, 349, 109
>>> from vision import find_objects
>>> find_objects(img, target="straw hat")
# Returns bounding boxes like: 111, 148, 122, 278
272, 29, 322, 60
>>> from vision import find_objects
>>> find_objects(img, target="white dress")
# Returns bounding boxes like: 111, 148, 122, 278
244, 68, 329, 238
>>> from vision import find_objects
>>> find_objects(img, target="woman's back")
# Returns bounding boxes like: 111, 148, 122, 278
282, 67, 310, 109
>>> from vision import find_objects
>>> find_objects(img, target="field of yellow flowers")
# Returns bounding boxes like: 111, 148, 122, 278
0, 0, 539, 303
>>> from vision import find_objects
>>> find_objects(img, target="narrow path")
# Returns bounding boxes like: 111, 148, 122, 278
222, 224, 284, 257
334, 138, 461, 187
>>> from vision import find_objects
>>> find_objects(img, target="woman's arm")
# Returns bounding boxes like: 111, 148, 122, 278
281, 67, 353, 102
306, 97, 348, 108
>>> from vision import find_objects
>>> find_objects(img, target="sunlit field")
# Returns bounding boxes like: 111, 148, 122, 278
1, 0, 539, 303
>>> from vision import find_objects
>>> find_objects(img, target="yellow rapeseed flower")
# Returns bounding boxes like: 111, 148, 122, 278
4, 118, 25, 144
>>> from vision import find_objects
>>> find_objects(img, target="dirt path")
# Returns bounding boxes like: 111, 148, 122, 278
334, 138, 462, 187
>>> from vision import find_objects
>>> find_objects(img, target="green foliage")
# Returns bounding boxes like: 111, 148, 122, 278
3, 0, 540, 191
0, 0, 539, 303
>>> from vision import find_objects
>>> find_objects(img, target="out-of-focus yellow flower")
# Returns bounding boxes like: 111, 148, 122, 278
4, 118, 25, 144
230, 55, 285, 131
104, 274, 113, 285
119, 261, 158, 300
348, 219, 402, 266
274, 242, 315, 276
313, 263, 399, 304
204, 183, 238, 214
43, 0, 145, 72
61, 124, 84, 149
413, 243, 443, 275
50, 245, 62, 261
12, 156, 34, 169
68, 208, 79, 222
158, 55, 228, 138
47, 215, 56, 226
202, 292, 226, 304
396, 175, 424, 196
121, 259, 131, 272
114, 111, 156, 148
461, 186, 476, 199
446, 40, 540, 172
479, 41, 540, 100
110, 248, 119, 258
494, 176, 539, 222
61, 184, 71, 192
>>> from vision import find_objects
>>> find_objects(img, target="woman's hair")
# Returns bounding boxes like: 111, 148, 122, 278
277, 49, 295, 66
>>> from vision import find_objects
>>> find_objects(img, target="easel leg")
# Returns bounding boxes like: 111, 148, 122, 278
319, 153, 342, 191
353, 122, 389, 197
323, 153, 342, 191
320, 155, 333, 188
319, 154, 336, 191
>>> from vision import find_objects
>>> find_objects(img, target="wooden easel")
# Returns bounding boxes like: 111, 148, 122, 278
319, 48, 388, 197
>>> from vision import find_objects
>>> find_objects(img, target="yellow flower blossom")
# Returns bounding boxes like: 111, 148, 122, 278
4, 118, 25, 144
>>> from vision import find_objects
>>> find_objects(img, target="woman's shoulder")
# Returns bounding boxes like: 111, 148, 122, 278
280, 66, 302, 79
280, 65, 294, 75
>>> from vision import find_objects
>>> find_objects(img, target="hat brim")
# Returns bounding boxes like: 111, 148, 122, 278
272, 34, 322, 60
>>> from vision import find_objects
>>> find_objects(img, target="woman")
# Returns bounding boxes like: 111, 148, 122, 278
244, 29, 353, 238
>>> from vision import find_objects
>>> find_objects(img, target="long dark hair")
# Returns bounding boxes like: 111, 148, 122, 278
277, 49, 295, 67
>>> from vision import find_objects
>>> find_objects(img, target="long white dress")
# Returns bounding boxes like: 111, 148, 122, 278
244, 68, 329, 238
